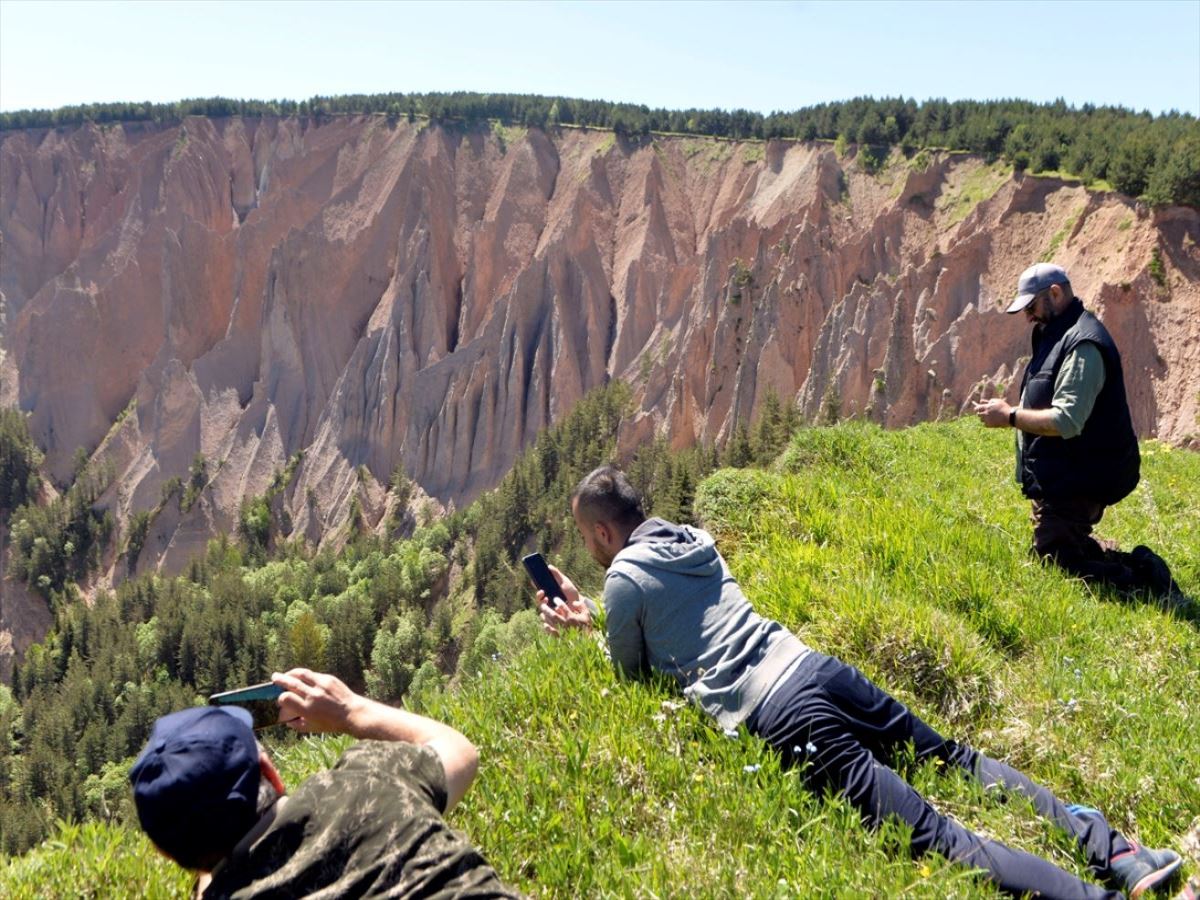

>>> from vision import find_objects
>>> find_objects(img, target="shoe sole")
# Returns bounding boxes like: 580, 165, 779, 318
1129, 854, 1182, 898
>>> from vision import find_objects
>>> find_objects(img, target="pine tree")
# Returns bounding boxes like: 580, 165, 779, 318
724, 424, 753, 468
753, 389, 787, 465
288, 611, 327, 673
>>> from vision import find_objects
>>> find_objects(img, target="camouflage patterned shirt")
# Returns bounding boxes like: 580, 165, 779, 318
202, 740, 524, 899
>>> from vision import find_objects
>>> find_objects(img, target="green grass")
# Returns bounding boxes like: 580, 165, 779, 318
4, 420, 1197, 897
1028, 169, 1115, 194
595, 132, 616, 156
938, 162, 1010, 227
742, 142, 765, 165
682, 137, 733, 169
492, 121, 527, 155
1040, 206, 1085, 262
0, 820, 192, 899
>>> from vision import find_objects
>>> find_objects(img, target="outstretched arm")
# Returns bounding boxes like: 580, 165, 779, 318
272, 668, 479, 812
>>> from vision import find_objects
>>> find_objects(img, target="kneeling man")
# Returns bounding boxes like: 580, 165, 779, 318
974, 262, 1174, 594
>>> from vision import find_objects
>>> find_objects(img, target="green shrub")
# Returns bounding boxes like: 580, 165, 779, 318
238, 494, 272, 561
124, 510, 152, 569
1149, 246, 1167, 287
9, 461, 114, 597
0, 409, 42, 515
179, 454, 207, 513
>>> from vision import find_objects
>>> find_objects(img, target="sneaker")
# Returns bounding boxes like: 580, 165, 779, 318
1172, 877, 1198, 900
1131, 546, 1174, 596
1108, 841, 1183, 898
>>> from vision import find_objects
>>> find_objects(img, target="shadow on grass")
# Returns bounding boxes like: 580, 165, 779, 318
1086, 579, 1200, 629
1140, 587, 1200, 628
1027, 544, 1199, 629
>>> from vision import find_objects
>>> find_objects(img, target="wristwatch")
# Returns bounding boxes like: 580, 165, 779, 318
1009, 408, 1018, 427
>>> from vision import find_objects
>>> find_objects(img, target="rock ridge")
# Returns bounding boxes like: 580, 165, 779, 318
1, 119, 1197, 650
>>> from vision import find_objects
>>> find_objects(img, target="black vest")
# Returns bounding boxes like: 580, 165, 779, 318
1018, 298, 1140, 504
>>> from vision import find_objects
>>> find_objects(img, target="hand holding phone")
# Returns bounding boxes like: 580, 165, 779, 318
210, 681, 287, 731
522, 552, 564, 608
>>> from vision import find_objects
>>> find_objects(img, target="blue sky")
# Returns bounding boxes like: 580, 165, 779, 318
1, 0, 1197, 116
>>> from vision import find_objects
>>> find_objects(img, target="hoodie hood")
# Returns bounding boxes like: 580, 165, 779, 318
618, 517, 723, 578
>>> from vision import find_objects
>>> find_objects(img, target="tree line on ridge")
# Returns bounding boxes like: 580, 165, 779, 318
1, 92, 1196, 206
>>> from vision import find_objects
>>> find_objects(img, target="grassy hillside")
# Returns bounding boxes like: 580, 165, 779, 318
3, 419, 1197, 898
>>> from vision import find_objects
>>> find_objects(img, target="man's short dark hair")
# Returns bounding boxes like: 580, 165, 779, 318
572, 465, 645, 527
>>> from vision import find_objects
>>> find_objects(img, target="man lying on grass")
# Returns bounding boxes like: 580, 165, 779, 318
129, 668, 523, 899
538, 465, 1186, 899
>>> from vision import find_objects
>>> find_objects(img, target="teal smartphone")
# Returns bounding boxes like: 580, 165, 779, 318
209, 681, 284, 730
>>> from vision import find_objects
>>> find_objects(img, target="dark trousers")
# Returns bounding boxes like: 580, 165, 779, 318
1030, 498, 1140, 589
746, 654, 1130, 899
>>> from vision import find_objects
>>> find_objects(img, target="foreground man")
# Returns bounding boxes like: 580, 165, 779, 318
129, 668, 523, 899
974, 262, 1174, 594
539, 465, 1184, 899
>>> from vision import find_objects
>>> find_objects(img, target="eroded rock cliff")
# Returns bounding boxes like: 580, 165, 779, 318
1, 117, 1197, 626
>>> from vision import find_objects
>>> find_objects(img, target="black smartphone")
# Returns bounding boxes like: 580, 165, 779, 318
522, 552, 564, 608
210, 681, 285, 730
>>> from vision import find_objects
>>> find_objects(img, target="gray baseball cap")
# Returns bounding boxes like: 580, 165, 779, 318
1007, 263, 1071, 314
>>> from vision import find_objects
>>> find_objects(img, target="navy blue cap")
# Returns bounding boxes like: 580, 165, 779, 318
129, 705, 260, 869
1007, 263, 1071, 313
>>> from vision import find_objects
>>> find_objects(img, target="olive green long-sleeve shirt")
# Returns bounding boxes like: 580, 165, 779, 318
1016, 341, 1106, 479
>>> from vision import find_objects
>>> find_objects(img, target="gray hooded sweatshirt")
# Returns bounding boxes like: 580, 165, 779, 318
603, 518, 812, 729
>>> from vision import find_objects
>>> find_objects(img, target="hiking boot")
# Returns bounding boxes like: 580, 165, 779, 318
1108, 841, 1183, 898
1130, 546, 1174, 596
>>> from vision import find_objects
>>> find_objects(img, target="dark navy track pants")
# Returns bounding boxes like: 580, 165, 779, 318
746, 653, 1130, 899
